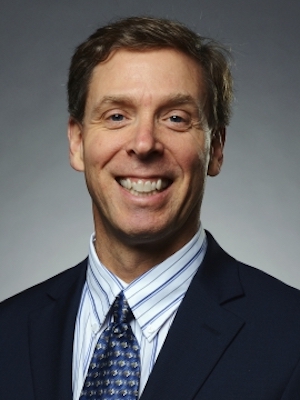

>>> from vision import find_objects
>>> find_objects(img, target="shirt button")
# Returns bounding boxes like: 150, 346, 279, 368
148, 325, 154, 333
92, 323, 99, 333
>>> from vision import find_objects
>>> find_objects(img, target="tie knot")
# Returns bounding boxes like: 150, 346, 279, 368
113, 291, 131, 324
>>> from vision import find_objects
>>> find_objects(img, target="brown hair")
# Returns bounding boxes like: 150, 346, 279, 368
67, 16, 233, 130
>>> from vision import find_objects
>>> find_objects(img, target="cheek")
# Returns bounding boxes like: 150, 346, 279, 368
178, 141, 210, 176
194, 134, 211, 172
83, 134, 121, 170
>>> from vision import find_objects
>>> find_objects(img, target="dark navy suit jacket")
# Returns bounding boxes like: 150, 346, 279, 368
1, 232, 300, 399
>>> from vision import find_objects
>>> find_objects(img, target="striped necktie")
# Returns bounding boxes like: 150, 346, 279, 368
80, 291, 141, 399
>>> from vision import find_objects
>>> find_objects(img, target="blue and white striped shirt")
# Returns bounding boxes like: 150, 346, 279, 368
72, 226, 207, 399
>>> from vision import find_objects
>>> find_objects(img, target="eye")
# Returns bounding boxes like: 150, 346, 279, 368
162, 111, 192, 132
104, 112, 129, 129
109, 113, 124, 121
169, 115, 185, 123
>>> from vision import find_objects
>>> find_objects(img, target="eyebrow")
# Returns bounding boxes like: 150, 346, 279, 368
90, 93, 203, 119
90, 96, 135, 119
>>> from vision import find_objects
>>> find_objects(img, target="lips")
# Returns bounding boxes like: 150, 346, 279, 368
118, 177, 170, 195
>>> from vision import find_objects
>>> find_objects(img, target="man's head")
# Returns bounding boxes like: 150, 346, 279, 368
67, 17, 233, 273
68, 16, 233, 132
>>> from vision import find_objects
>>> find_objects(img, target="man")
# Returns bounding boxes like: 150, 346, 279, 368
1, 16, 300, 400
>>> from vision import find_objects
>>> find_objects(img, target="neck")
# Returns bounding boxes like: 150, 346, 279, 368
93, 239, 159, 282
91, 201, 201, 282
93, 226, 199, 283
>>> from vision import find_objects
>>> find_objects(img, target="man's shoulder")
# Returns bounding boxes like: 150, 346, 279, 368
238, 259, 300, 298
205, 231, 300, 317
0, 258, 88, 315
237, 259, 300, 321
218, 244, 300, 333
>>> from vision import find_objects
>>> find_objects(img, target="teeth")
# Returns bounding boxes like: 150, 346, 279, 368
144, 181, 152, 192
156, 179, 162, 190
134, 180, 143, 192
119, 178, 168, 193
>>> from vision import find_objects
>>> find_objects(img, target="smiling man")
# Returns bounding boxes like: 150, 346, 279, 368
68, 47, 220, 282
1, 16, 300, 400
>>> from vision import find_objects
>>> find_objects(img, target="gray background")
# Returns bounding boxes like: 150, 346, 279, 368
1, 0, 299, 302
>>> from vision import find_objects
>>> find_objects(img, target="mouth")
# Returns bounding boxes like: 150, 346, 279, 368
117, 177, 171, 196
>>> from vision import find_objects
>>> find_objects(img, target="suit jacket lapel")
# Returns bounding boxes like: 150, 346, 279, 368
141, 233, 245, 400
28, 259, 87, 400
27, 233, 244, 400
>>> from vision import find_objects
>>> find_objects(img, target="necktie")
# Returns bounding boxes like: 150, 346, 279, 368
80, 291, 141, 399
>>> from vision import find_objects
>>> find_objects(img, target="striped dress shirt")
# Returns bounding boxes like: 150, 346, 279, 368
72, 226, 207, 399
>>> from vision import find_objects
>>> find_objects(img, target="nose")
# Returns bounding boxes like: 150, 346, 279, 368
126, 119, 164, 159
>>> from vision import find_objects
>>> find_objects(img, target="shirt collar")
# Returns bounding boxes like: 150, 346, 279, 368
87, 225, 207, 341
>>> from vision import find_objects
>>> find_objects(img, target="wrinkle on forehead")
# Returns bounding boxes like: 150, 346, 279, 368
85, 48, 208, 124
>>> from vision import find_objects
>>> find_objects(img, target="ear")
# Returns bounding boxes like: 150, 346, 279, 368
67, 117, 85, 172
207, 127, 226, 177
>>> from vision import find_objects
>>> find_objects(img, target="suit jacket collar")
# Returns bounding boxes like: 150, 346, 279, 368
28, 259, 87, 400
140, 232, 245, 400
27, 232, 245, 400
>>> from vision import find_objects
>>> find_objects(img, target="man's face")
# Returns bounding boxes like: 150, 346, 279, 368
68, 48, 223, 252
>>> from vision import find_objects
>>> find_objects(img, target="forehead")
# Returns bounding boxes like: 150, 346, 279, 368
86, 48, 205, 107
